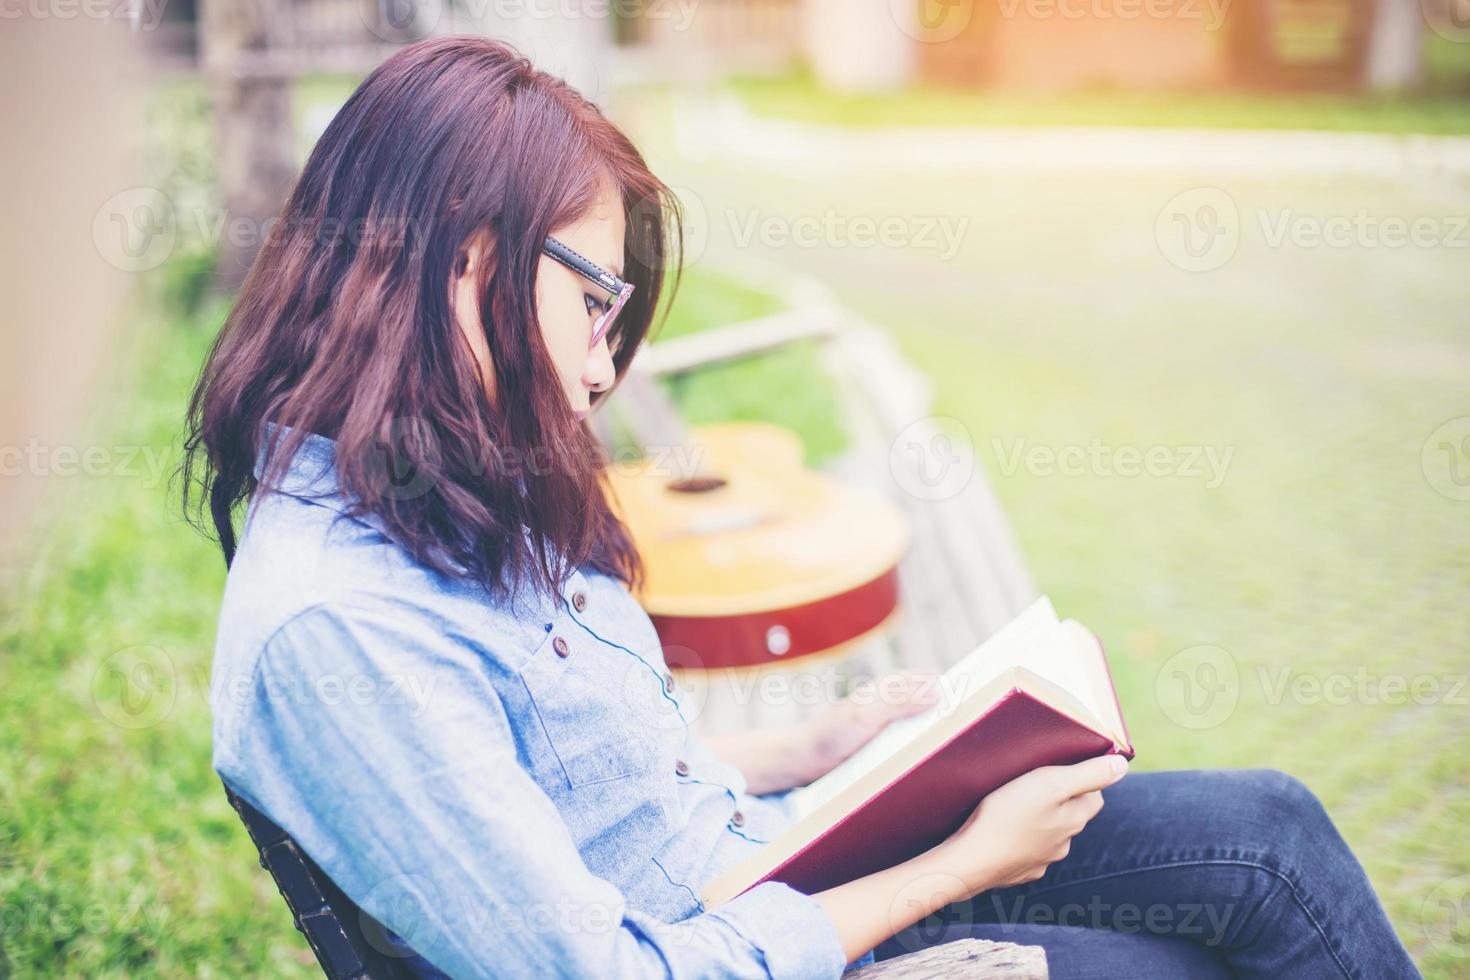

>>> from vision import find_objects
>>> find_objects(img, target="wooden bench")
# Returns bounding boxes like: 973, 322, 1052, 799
223, 270, 1049, 977
850, 939, 1048, 978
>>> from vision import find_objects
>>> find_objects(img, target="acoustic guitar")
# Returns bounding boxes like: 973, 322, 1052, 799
603, 381, 908, 671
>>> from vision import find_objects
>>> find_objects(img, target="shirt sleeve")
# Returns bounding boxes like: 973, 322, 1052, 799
221, 600, 849, 980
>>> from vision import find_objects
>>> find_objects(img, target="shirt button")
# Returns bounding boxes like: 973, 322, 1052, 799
662, 671, 675, 694
729, 810, 746, 828
571, 591, 587, 612
674, 759, 690, 777
553, 635, 570, 658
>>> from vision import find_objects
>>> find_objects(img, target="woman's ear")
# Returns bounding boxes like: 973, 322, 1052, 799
455, 232, 495, 281
451, 232, 498, 403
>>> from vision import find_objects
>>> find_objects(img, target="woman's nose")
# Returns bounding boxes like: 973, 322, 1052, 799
585, 338, 615, 393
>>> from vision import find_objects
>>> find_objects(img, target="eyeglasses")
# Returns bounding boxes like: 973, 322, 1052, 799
542, 235, 634, 351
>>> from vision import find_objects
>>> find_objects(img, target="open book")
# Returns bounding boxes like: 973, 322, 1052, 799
702, 596, 1134, 906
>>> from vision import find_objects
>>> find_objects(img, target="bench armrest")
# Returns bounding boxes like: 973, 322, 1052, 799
844, 939, 1048, 979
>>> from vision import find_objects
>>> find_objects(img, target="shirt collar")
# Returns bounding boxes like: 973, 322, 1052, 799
251, 421, 586, 600
254, 421, 348, 512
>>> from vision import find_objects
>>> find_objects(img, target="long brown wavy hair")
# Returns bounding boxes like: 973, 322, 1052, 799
182, 35, 680, 600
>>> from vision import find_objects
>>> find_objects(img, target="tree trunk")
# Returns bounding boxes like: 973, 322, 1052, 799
1364, 0, 1426, 90
199, 0, 298, 291
457, 4, 615, 104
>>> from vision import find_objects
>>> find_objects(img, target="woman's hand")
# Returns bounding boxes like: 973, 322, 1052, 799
703, 670, 943, 795
798, 669, 944, 783
812, 755, 1128, 964
934, 755, 1128, 896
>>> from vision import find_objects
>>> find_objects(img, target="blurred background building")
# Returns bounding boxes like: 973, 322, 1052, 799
126, 0, 1466, 283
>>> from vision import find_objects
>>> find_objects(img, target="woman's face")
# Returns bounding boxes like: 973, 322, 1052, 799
453, 181, 623, 421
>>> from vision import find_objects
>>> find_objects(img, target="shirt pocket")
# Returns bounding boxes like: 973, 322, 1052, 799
518, 623, 654, 789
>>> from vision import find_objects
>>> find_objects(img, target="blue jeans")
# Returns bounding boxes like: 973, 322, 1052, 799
873, 769, 1420, 979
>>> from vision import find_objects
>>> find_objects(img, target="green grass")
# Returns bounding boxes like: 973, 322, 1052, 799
635, 118, 1470, 972
0, 275, 302, 976
653, 267, 849, 463
726, 65, 1470, 134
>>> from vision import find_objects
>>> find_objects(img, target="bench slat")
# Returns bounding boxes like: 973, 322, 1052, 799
846, 938, 1048, 979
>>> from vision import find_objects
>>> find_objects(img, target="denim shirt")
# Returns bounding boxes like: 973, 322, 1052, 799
209, 428, 863, 978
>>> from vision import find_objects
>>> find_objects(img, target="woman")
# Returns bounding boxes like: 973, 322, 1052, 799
186, 36, 1419, 979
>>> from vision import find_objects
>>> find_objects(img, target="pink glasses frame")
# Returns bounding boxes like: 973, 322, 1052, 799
541, 235, 635, 350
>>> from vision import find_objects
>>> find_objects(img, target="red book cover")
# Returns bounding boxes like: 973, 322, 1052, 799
700, 602, 1135, 906
765, 689, 1129, 896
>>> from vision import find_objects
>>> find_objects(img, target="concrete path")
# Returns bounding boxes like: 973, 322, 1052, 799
674, 93, 1470, 178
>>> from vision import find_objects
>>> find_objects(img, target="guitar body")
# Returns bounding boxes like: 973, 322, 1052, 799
605, 422, 908, 670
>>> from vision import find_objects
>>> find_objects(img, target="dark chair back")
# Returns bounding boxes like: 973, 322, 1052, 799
223, 782, 418, 980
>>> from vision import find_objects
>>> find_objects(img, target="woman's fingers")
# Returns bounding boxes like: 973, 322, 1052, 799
1045, 755, 1129, 800
1062, 789, 1105, 828
844, 670, 943, 727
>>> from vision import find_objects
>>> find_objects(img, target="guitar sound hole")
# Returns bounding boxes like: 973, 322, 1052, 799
667, 476, 727, 494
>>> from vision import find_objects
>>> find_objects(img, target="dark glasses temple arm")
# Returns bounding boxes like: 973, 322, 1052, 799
542, 235, 627, 293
